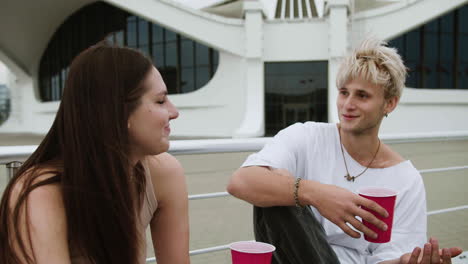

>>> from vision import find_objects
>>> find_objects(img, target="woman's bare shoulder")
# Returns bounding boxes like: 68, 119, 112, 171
10, 167, 62, 208
144, 154, 186, 203
146, 153, 184, 176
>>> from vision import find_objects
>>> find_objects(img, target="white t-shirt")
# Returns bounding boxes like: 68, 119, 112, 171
242, 122, 427, 264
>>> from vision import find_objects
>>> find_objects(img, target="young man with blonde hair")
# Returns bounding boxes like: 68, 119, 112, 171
227, 38, 462, 264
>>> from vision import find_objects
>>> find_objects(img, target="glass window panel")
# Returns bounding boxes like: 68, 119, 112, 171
139, 45, 150, 56
424, 63, 437, 88
405, 30, 420, 60
153, 43, 164, 67
389, 36, 404, 55
115, 30, 124, 46
297, 108, 308, 123
212, 50, 219, 66
285, 75, 300, 90
405, 62, 419, 88
196, 43, 209, 66
285, 108, 295, 126
305, 62, 327, 75
459, 5, 468, 33
196, 66, 210, 88
38, 2, 224, 100
424, 33, 438, 62
460, 35, 468, 63
138, 19, 149, 46
440, 33, 453, 61
41, 78, 50, 100
61, 68, 67, 94
152, 24, 163, 42
106, 34, 114, 43
265, 61, 327, 136
165, 30, 177, 42
460, 63, 468, 89
165, 42, 177, 67
181, 40, 194, 67
160, 67, 178, 93
50, 74, 55, 98
181, 68, 194, 93
424, 20, 438, 33
440, 62, 453, 88
266, 63, 283, 75
52, 74, 60, 100
126, 17, 137, 47
441, 13, 454, 33
290, 63, 316, 75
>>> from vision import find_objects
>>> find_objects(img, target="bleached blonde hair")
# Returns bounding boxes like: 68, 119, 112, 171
336, 37, 407, 99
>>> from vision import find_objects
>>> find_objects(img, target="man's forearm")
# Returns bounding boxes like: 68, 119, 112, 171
227, 166, 300, 207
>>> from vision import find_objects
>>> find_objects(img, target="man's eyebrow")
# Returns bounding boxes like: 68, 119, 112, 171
156, 91, 168, 96
356, 89, 369, 93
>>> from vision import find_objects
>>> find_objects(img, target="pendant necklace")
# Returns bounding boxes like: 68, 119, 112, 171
339, 131, 381, 182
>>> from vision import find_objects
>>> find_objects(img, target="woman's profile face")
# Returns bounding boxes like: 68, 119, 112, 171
127, 67, 179, 160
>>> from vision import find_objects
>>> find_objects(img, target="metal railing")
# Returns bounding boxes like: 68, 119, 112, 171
169, 165, 468, 263
0, 132, 467, 263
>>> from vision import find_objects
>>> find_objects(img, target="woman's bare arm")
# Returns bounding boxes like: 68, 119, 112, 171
148, 153, 190, 264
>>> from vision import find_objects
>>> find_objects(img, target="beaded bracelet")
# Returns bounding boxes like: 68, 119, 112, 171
294, 177, 304, 208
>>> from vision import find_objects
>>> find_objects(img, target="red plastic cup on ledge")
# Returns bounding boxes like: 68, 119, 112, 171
358, 187, 397, 243
230, 241, 276, 264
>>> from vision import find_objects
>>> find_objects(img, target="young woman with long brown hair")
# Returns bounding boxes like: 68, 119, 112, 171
0, 41, 189, 263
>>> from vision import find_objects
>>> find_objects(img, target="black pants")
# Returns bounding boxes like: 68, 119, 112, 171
254, 206, 341, 264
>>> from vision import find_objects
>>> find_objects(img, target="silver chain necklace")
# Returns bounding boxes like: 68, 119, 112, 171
339, 131, 381, 182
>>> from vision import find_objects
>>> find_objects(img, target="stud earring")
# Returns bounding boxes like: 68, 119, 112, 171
384, 113, 388, 118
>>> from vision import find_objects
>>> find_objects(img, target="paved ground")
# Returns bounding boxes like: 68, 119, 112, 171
1, 135, 467, 263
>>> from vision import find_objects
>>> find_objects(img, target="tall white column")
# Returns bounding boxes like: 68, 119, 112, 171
326, 0, 350, 123
233, 0, 265, 138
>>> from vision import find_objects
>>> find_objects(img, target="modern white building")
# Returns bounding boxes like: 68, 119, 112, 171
0, 0, 467, 138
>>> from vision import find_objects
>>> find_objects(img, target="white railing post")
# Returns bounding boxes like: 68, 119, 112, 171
5, 161, 22, 181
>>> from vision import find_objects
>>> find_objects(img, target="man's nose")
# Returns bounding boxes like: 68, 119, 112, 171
343, 96, 356, 109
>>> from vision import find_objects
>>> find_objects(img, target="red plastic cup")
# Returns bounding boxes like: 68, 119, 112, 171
230, 241, 276, 264
358, 187, 397, 243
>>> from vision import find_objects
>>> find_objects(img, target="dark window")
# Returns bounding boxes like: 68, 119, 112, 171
39, 2, 219, 101
389, 4, 467, 89
0, 84, 10, 125
264, 61, 328, 136
459, 5, 468, 89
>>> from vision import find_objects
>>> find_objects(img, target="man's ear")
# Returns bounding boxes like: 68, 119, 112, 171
384, 96, 399, 115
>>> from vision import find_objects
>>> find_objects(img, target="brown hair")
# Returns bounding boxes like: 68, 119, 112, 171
0, 41, 153, 263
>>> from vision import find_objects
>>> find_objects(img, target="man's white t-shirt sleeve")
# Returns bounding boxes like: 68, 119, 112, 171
242, 123, 306, 177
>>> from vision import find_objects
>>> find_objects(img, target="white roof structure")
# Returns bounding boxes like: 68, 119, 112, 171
177, 0, 400, 19
0, 0, 467, 138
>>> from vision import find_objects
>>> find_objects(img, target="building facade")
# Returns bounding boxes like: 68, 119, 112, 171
0, 0, 467, 138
